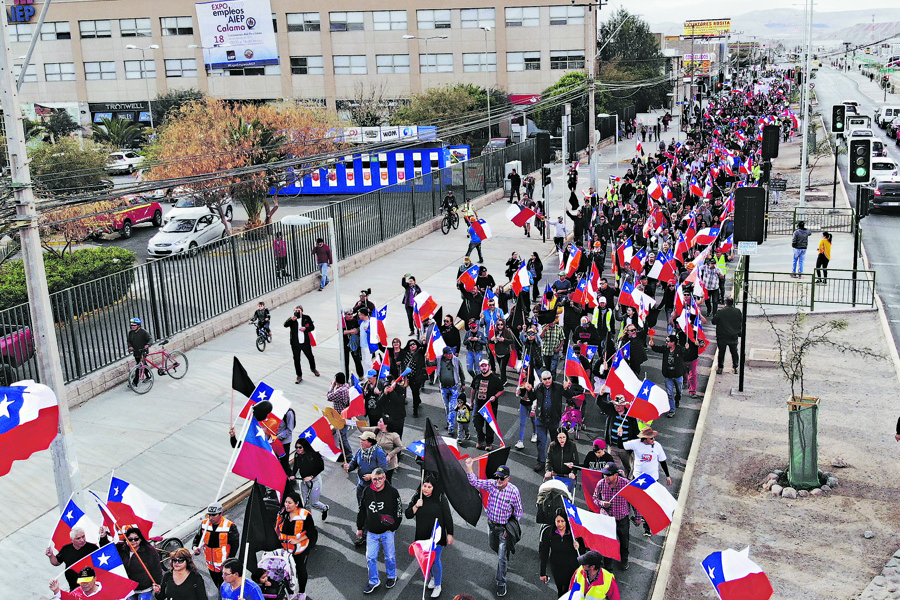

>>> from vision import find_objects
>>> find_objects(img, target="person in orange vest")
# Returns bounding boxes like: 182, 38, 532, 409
191, 503, 239, 588
567, 550, 621, 599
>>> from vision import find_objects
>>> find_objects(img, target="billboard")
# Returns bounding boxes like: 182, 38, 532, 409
683, 19, 731, 38
195, 0, 279, 69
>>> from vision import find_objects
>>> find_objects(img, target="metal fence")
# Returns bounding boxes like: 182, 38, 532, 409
767, 207, 855, 235
0, 138, 538, 385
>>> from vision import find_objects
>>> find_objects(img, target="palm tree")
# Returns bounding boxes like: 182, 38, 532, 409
226, 118, 286, 228
91, 116, 145, 149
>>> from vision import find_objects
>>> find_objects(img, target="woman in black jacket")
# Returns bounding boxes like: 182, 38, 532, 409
399, 339, 427, 417
527, 252, 544, 302
405, 475, 454, 597
152, 547, 207, 600
284, 305, 318, 383
290, 438, 329, 520
545, 428, 579, 494
539, 508, 585, 597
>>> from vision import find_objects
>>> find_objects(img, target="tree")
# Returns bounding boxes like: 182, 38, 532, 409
38, 199, 126, 257
29, 138, 112, 196
43, 111, 80, 143
152, 88, 205, 128
92, 116, 145, 149
345, 82, 398, 127
531, 71, 598, 134
226, 117, 286, 228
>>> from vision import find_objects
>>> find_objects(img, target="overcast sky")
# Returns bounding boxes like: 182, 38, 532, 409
617, 1, 898, 24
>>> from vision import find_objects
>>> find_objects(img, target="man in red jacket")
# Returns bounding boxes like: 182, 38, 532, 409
312, 238, 332, 291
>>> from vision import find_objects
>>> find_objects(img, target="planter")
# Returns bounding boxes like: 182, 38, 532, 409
787, 396, 820, 489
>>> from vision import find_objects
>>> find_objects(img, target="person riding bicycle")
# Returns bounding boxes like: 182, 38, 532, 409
250, 301, 272, 342
441, 190, 459, 215
127, 318, 151, 366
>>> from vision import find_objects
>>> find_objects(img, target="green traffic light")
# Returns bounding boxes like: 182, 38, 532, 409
855, 167, 867, 177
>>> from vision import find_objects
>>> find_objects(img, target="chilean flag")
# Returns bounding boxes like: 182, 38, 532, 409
232, 416, 289, 493
740, 156, 753, 175
647, 178, 663, 200
635, 141, 643, 155
688, 311, 709, 353
297, 416, 343, 462
690, 177, 703, 197
684, 216, 697, 247
674, 232, 689, 265
477, 401, 505, 446
51, 498, 100, 554
717, 234, 734, 254
457, 264, 480, 293
648, 251, 677, 283
372, 305, 389, 349
342, 375, 366, 420
564, 347, 592, 394
426, 326, 446, 376
618, 473, 678, 534
511, 262, 531, 295
630, 248, 646, 271
617, 281, 639, 309
616, 238, 634, 269
563, 244, 582, 277
563, 498, 620, 561
68, 545, 138, 600
630, 378, 670, 422
238, 381, 291, 428
104, 476, 166, 539
569, 277, 590, 306
470, 218, 492, 241
0, 381, 59, 477
406, 437, 467, 460
378, 350, 392, 381
506, 203, 536, 227
694, 227, 720, 246
409, 520, 442, 582
606, 347, 641, 403
702, 548, 774, 600
414, 291, 440, 323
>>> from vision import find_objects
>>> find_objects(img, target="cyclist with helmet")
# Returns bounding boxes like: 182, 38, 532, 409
127, 318, 152, 367
441, 189, 459, 215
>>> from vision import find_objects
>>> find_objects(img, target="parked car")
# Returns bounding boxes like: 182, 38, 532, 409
147, 208, 227, 258
163, 194, 234, 224
482, 138, 512, 153
88, 196, 163, 239
0, 317, 35, 386
105, 151, 145, 175
871, 159, 899, 180
864, 177, 900, 212
874, 105, 900, 128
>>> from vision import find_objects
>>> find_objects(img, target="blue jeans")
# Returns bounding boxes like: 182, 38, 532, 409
430, 544, 444, 585
466, 350, 482, 377
665, 376, 683, 412
488, 521, 511, 586
318, 262, 329, 288
518, 404, 535, 442
335, 424, 351, 456
543, 353, 560, 376
441, 387, 458, 433
536, 424, 549, 463
792, 248, 806, 274
366, 531, 396, 585
129, 593, 153, 600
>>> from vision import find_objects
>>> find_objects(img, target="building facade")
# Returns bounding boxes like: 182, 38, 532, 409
7, 0, 594, 126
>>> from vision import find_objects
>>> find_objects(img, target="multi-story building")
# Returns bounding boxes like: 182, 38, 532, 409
7, 1, 595, 127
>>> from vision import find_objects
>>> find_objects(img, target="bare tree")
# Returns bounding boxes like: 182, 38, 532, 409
345, 81, 398, 127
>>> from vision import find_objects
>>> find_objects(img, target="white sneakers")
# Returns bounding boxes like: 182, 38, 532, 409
531, 434, 538, 443
514, 440, 524, 449
427, 579, 435, 589
431, 585, 442, 597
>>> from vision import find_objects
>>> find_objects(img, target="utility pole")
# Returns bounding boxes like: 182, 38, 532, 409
0, 15, 83, 508
587, 1, 598, 191
799, 0, 813, 208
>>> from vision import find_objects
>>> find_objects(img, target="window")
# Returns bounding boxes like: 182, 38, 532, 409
462, 52, 496, 72
286, 13, 320, 32
420, 53, 453, 73
44, 62, 76, 81
79, 20, 111, 39
550, 51, 584, 70
376, 54, 409, 74
84, 61, 116, 80
329, 12, 364, 32
417, 9, 451, 30
549, 6, 584, 26
165, 58, 197, 78
223, 64, 281, 76
272, 13, 277, 33
505, 7, 539, 27
373, 10, 406, 31
9, 24, 32, 43
290, 56, 324, 75
13, 64, 37, 83
333, 55, 367, 75
507, 51, 541, 71
120, 18, 152, 37
124, 60, 156, 79
461, 8, 495, 29
160, 17, 193, 36
41, 22, 72, 41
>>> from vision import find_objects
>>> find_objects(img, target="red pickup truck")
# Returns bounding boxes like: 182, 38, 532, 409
90, 196, 163, 239
0, 319, 35, 386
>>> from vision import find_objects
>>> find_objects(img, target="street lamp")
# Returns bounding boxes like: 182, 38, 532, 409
481, 26, 492, 141
189, 43, 231, 97
281, 215, 345, 376
402, 34, 448, 79
125, 44, 159, 130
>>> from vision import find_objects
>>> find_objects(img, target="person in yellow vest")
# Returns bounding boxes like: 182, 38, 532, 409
191, 502, 239, 588
568, 550, 621, 599
276, 490, 318, 600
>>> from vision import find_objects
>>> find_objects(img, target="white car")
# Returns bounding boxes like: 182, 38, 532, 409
872, 159, 899, 180
105, 151, 145, 174
163, 194, 234, 224
147, 208, 226, 258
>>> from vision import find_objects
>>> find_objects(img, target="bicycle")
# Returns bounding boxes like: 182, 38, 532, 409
440, 208, 460, 235
250, 321, 272, 352
127, 340, 189, 394
149, 534, 184, 572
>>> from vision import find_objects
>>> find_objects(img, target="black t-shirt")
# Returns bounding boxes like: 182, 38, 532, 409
470, 373, 503, 409
57, 542, 100, 590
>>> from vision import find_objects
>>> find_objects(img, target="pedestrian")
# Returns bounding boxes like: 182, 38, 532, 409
455, 391, 472, 443
598, 394, 640, 476
401, 274, 422, 336
815, 231, 832, 284
284, 305, 319, 383
791, 220, 811, 277
344, 431, 390, 546
357, 308, 374, 374
465, 220, 485, 264
357, 468, 402, 594
539, 508, 587, 597
464, 460, 524, 597
591, 463, 633, 572
150, 548, 206, 600
113, 527, 164, 600
405, 474, 455, 598
540, 319, 566, 376
273, 231, 289, 278
45, 528, 100, 591
326, 372, 353, 458
356, 416, 403, 483
712, 296, 742, 375
471, 359, 505, 451
489, 319, 516, 385
699, 256, 721, 316
649, 333, 686, 418
527, 252, 544, 302
275, 490, 318, 600
435, 346, 466, 437
553, 216, 568, 252
566, 550, 621, 600
312, 237, 332, 291
525, 371, 574, 473
772, 172, 784, 204
379, 377, 409, 439
545, 428, 579, 494
507, 168, 521, 203
219, 558, 265, 600
504, 252, 521, 281
463, 319, 488, 378
190, 502, 239, 589
290, 438, 330, 521
582, 438, 616, 471
400, 339, 428, 417
681, 331, 702, 399
623, 428, 671, 536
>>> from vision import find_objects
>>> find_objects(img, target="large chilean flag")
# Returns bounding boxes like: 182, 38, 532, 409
105, 476, 166, 538
232, 417, 289, 493
0, 381, 59, 477
619, 473, 678, 535
68, 545, 138, 599
702, 547, 774, 600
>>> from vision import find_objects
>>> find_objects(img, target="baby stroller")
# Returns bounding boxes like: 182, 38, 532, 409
535, 478, 573, 526
560, 395, 585, 440
256, 549, 299, 600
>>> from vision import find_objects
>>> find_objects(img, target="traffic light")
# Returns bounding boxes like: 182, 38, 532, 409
848, 138, 872, 184
857, 187, 870, 219
542, 166, 552, 187
831, 104, 846, 134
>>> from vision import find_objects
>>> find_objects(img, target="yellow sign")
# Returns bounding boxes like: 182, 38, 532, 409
683, 19, 731, 38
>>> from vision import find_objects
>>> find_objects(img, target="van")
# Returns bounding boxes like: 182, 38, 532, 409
875, 105, 900, 128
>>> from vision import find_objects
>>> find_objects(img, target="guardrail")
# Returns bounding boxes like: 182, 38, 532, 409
767, 207, 855, 235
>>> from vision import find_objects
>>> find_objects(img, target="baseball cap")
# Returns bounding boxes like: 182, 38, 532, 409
592, 438, 607, 450
359, 432, 377, 442
578, 550, 605, 568
76, 567, 96, 583
494, 465, 511, 478
207, 502, 223, 515
601, 463, 619, 476
443, 346, 454, 355
479, 359, 490, 366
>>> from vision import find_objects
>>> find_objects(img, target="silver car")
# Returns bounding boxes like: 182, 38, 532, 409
105, 151, 145, 174
147, 208, 226, 258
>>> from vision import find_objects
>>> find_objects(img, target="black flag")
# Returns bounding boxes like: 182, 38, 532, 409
238, 481, 281, 573
232, 357, 256, 398
423, 418, 482, 527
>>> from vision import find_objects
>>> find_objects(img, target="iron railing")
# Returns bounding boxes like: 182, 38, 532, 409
0, 138, 542, 385
733, 258, 876, 310
767, 207, 855, 235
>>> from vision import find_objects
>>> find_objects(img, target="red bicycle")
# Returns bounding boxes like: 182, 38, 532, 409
127, 340, 189, 394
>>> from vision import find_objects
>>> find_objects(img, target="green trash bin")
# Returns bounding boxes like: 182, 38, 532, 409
787, 398, 820, 489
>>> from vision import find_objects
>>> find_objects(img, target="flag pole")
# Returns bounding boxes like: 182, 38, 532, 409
229, 388, 234, 428
48, 492, 75, 550
239, 541, 250, 597
215, 415, 252, 502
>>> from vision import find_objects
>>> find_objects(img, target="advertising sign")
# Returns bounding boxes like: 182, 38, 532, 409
195, 0, 279, 69
683, 19, 731, 38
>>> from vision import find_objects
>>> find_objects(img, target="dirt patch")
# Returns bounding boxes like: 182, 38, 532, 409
664, 312, 900, 600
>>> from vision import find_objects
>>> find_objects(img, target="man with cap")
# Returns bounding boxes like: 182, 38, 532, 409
591, 296, 615, 353
464, 458, 524, 597
49, 567, 105, 600
597, 393, 640, 480
191, 502, 240, 588
552, 216, 568, 252
582, 438, 616, 471
357, 467, 402, 594
567, 550, 621, 599
436, 345, 466, 436
463, 318, 488, 378
623, 428, 671, 536
551, 271, 572, 298
592, 463, 633, 572
471, 359, 504, 450
46, 527, 100, 591
344, 431, 390, 546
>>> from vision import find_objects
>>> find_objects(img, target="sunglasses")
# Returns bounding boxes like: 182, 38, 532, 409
372, 476, 386, 482
172, 557, 187, 564
494, 475, 509, 481
127, 537, 141, 542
